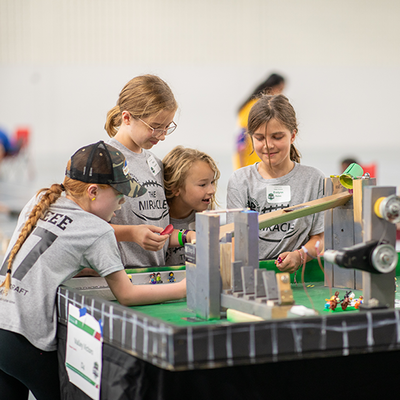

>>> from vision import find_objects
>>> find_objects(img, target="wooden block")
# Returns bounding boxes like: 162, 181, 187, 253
262, 270, 279, 301
271, 305, 293, 319
276, 272, 294, 305
232, 261, 243, 293
219, 191, 352, 240
220, 242, 232, 290
241, 266, 255, 295
227, 308, 264, 322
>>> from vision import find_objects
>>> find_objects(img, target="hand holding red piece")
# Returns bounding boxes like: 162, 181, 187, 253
160, 224, 174, 235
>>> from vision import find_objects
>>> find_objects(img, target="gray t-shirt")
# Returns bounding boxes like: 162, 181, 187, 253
108, 138, 169, 267
227, 162, 325, 260
165, 211, 196, 266
0, 195, 124, 351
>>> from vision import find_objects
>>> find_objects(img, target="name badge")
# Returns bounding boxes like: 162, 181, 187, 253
147, 155, 161, 176
66, 304, 102, 400
266, 185, 291, 203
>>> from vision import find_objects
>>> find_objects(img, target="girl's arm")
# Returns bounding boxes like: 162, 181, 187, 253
105, 270, 186, 306
168, 229, 196, 248
111, 224, 169, 251
275, 233, 324, 274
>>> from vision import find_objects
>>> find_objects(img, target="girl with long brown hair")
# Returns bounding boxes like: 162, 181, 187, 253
105, 75, 195, 267
227, 94, 324, 274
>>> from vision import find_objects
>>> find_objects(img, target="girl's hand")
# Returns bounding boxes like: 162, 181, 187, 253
275, 251, 302, 274
186, 231, 196, 244
131, 225, 169, 251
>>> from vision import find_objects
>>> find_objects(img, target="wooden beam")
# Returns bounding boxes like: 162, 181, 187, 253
220, 242, 232, 290
220, 191, 352, 240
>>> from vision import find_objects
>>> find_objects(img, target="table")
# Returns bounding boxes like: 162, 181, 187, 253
57, 261, 400, 399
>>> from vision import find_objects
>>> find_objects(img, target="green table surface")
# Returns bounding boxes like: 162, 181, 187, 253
123, 258, 400, 327
126, 282, 366, 327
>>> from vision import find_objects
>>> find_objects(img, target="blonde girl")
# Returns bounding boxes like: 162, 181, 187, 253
227, 94, 324, 273
163, 146, 220, 265
0, 141, 186, 400
105, 75, 194, 267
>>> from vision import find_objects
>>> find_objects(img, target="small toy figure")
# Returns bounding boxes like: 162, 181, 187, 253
341, 290, 353, 310
149, 273, 156, 284
168, 272, 176, 283
325, 291, 340, 310
354, 296, 364, 309
127, 274, 133, 283
156, 272, 163, 284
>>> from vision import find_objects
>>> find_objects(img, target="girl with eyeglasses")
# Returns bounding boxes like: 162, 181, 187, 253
105, 75, 195, 267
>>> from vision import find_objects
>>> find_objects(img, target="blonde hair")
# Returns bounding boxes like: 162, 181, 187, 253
163, 146, 220, 209
105, 75, 178, 138
247, 94, 301, 163
0, 161, 109, 293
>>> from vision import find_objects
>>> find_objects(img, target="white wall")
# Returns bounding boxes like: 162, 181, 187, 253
1, 0, 400, 206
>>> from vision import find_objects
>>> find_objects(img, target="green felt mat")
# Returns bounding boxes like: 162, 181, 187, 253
127, 282, 367, 326
122, 256, 400, 325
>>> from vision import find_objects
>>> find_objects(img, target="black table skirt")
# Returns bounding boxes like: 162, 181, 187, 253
57, 323, 399, 400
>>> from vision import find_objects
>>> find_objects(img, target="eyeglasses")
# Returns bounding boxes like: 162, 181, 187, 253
136, 116, 177, 138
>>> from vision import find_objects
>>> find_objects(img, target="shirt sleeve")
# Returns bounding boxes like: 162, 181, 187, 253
81, 230, 124, 277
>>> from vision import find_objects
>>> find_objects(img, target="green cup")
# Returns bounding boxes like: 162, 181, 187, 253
339, 163, 364, 189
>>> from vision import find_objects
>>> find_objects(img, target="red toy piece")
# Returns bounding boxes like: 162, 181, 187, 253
161, 224, 174, 235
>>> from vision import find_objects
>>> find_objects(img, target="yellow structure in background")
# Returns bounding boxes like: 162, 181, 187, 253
233, 73, 286, 170
233, 98, 261, 170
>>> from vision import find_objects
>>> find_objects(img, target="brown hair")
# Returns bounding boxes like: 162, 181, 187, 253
105, 75, 178, 138
0, 161, 109, 293
163, 146, 220, 209
247, 94, 301, 163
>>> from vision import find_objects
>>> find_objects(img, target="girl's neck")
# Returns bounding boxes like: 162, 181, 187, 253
258, 160, 295, 180
114, 127, 142, 154
168, 198, 193, 220
66, 194, 88, 212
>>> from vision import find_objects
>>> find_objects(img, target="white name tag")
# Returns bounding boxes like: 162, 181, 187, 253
66, 304, 102, 400
266, 185, 291, 203
147, 155, 161, 176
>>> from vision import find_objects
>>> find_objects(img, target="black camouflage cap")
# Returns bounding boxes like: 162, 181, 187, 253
66, 141, 146, 198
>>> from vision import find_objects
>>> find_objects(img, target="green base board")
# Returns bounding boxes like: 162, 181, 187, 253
127, 282, 365, 326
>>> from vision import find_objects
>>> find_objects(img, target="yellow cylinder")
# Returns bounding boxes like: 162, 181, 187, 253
374, 197, 386, 219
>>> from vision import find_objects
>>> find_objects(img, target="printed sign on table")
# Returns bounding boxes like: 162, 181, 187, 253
65, 304, 103, 400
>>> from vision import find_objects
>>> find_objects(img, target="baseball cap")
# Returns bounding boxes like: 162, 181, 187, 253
66, 141, 147, 198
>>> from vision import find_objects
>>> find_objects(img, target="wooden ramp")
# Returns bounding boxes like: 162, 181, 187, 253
219, 191, 352, 240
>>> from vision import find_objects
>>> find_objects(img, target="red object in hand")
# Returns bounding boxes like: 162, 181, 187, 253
160, 224, 174, 235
